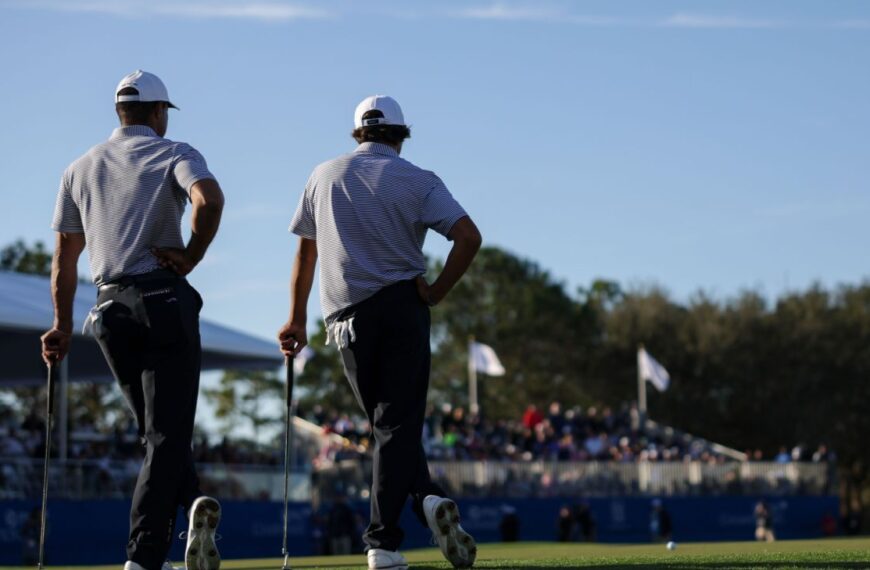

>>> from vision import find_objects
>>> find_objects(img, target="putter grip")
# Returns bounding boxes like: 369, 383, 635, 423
285, 356, 294, 408
47, 362, 57, 416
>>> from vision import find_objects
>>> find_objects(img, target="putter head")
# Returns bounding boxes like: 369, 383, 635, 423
282, 553, 291, 570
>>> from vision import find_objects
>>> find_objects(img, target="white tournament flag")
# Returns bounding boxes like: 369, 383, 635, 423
469, 341, 505, 376
638, 347, 670, 392
293, 345, 315, 376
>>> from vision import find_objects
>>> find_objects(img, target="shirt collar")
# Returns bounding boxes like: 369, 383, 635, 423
355, 142, 399, 157
110, 125, 158, 139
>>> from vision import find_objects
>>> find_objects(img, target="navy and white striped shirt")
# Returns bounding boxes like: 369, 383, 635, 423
289, 142, 467, 324
52, 125, 214, 286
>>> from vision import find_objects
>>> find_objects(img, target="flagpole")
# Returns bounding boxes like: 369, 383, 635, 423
637, 344, 647, 420
468, 335, 479, 416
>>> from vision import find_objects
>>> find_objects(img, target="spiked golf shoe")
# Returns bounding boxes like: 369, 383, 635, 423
185, 496, 221, 570
367, 548, 409, 569
422, 495, 476, 568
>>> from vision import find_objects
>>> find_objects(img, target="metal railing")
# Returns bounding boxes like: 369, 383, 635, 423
0, 457, 835, 501
311, 459, 836, 503
426, 460, 834, 498
0, 457, 309, 501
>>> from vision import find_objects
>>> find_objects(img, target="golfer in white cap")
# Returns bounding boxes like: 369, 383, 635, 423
279, 96, 482, 569
42, 70, 224, 570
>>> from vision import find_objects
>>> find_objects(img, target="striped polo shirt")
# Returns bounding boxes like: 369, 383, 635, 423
289, 142, 467, 324
51, 125, 214, 286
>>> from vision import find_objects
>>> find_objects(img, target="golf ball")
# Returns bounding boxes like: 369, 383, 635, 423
666, 541, 677, 550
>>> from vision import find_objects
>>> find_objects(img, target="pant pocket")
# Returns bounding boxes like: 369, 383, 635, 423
141, 284, 184, 348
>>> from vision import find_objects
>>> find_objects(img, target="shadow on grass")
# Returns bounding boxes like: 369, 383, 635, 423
242, 566, 446, 570
242, 564, 868, 570
240, 559, 870, 570
582, 561, 868, 570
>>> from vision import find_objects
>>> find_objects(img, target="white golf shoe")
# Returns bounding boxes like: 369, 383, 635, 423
367, 548, 409, 569
123, 561, 174, 570
185, 496, 222, 570
422, 495, 476, 568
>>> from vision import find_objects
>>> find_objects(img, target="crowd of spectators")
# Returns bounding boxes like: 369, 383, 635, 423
1, 400, 838, 469
307, 401, 836, 468
0, 399, 839, 500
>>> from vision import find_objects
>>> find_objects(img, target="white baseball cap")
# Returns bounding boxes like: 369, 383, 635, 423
115, 70, 178, 109
354, 95, 405, 128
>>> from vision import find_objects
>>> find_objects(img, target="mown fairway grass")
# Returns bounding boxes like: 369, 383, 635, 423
5, 538, 870, 570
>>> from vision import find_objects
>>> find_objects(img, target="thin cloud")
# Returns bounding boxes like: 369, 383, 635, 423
456, 4, 566, 22
833, 20, 870, 29
453, 6, 795, 29
455, 4, 627, 26
8, 0, 330, 21
662, 13, 788, 29
154, 2, 329, 21
7, 1, 867, 30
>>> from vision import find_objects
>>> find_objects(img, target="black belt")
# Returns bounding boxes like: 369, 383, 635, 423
98, 269, 180, 292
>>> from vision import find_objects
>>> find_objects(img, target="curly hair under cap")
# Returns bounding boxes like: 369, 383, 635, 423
351, 109, 411, 146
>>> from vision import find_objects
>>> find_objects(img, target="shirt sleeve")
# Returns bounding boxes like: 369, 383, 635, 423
421, 175, 467, 239
172, 144, 215, 195
288, 173, 317, 240
50, 172, 84, 233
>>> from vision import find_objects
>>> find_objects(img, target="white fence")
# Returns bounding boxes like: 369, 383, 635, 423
425, 460, 833, 498
312, 459, 835, 504
0, 457, 834, 501
0, 458, 309, 501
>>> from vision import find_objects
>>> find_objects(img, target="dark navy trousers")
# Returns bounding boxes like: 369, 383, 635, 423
335, 280, 446, 551
93, 269, 203, 570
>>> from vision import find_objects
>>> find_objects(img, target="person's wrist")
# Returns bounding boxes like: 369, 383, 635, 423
53, 322, 73, 335
184, 247, 203, 264
427, 284, 444, 306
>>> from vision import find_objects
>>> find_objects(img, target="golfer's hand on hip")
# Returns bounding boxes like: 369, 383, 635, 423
151, 247, 197, 276
415, 275, 438, 306
278, 321, 307, 356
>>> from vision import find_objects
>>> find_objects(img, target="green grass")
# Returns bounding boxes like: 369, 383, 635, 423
5, 538, 870, 570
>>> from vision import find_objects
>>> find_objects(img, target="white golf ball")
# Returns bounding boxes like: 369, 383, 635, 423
666, 541, 677, 550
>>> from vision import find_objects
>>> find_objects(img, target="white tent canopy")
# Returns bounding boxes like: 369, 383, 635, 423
0, 271, 282, 385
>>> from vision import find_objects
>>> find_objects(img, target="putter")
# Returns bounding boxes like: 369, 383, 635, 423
281, 355, 295, 570
38, 361, 57, 570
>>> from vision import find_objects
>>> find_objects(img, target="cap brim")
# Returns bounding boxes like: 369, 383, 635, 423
167, 102, 179, 110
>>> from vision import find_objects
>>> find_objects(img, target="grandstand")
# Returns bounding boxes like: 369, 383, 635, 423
0, 394, 840, 565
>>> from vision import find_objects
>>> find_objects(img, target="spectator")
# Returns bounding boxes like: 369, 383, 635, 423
574, 502, 596, 542
522, 405, 544, 430
754, 500, 775, 542
557, 506, 574, 542
326, 496, 356, 555
650, 499, 672, 542
843, 500, 862, 536
821, 511, 837, 537
499, 505, 520, 542
20, 507, 41, 565
1, 429, 27, 457
547, 402, 565, 434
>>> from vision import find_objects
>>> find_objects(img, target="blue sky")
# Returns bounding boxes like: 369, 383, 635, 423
2, 0, 869, 345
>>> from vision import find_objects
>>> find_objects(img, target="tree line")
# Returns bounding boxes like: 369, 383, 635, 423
221, 245, 870, 477
4, 239, 870, 473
